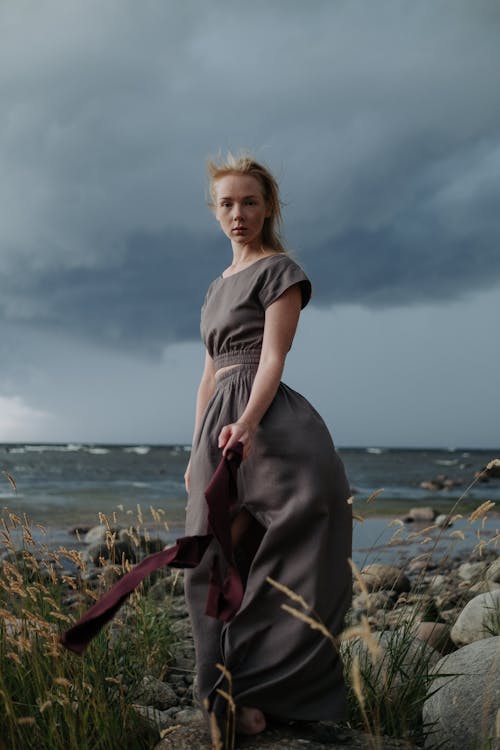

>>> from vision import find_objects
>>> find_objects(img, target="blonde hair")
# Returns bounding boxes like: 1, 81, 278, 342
207, 151, 286, 254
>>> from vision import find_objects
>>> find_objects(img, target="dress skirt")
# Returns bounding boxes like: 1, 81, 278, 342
185, 364, 352, 722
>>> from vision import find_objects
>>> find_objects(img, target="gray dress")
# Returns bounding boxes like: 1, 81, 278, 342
185, 253, 352, 723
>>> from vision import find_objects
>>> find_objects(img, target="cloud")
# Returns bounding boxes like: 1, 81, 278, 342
0, 395, 54, 442
1, 0, 499, 352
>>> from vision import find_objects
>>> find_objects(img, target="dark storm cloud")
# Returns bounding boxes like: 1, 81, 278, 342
1, 228, 223, 353
1, 0, 499, 353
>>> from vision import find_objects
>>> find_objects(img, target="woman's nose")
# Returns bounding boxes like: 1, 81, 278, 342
232, 204, 244, 220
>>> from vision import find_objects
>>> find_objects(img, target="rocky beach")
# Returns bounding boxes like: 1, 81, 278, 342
1, 451, 499, 748
1, 491, 499, 749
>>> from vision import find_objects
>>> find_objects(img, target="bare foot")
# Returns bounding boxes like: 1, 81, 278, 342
235, 706, 266, 735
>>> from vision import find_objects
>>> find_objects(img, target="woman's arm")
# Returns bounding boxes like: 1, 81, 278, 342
185, 349, 216, 491
218, 284, 302, 458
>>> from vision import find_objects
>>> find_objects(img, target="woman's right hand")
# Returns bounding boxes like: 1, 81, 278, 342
184, 460, 191, 493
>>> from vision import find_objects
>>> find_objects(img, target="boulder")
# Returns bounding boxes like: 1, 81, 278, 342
435, 514, 453, 528
174, 708, 204, 724
428, 574, 447, 591
131, 704, 170, 731
413, 621, 455, 655
469, 580, 500, 595
450, 589, 500, 646
486, 558, 500, 583
343, 628, 439, 697
404, 506, 436, 522
83, 524, 121, 545
134, 675, 179, 710
423, 637, 500, 749
419, 481, 442, 492
86, 539, 137, 565
357, 564, 411, 594
407, 556, 437, 575
67, 524, 92, 536
457, 560, 487, 582
351, 590, 396, 615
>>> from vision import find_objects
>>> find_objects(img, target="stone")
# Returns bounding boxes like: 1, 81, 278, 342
423, 637, 500, 750
428, 574, 447, 591
343, 629, 439, 698
148, 575, 184, 600
174, 708, 204, 724
406, 506, 436, 521
457, 560, 487, 581
435, 514, 453, 528
86, 540, 136, 565
357, 564, 411, 594
131, 703, 170, 730
352, 590, 396, 616
170, 619, 192, 638
67, 524, 92, 536
84, 524, 120, 545
418, 481, 442, 492
450, 589, 500, 646
486, 558, 500, 583
134, 675, 179, 710
407, 556, 437, 575
469, 580, 500, 595
413, 621, 455, 655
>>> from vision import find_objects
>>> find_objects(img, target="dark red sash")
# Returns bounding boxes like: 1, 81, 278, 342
61, 444, 244, 654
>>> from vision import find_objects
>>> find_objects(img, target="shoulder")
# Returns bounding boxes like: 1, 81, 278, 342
257, 253, 312, 310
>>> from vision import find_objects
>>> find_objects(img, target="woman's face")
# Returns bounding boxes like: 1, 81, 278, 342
214, 174, 270, 247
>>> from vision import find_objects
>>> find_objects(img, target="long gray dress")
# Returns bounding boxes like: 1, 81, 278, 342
185, 253, 352, 723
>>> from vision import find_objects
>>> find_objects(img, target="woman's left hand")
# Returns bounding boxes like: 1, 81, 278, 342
218, 420, 254, 459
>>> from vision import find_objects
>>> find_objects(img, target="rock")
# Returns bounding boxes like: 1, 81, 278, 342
351, 590, 396, 615
457, 561, 487, 581
86, 540, 137, 565
435, 514, 453, 528
406, 506, 436, 521
343, 629, 439, 697
153, 721, 420, 750
428, 574, 448, 591
469, 580, 500, 595
83, 524, 118, 545
67, 524, 92, 536
148, 574, 184, 600
131, 703, 170, 730
134, 675, 179, 710
423, 637, 500, 750
413, 621, 455, 655
170, 619, 192, 638
482, 460, 500, 479
486, 558, 500, 583
174, 708, 204, 724
419, 481, 442, 492
450, 589, 500, 646
357, 564, 411, 594
407, 556, 437, 575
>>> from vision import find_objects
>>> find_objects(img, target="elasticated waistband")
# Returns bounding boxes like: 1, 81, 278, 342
213, 350, 261, 371
215, 362, 259, 385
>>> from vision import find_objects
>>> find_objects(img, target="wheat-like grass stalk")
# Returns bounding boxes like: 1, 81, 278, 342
366, 488, 385, 504
266, 576, 310, 611
469, 500, 496, 522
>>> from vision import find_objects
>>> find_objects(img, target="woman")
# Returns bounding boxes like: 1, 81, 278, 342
184, 153, 352, 740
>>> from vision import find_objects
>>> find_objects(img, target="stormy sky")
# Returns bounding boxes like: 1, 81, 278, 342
1, 0, 499, 447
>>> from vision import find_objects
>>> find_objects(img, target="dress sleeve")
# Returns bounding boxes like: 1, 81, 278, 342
258, 256, 312, 310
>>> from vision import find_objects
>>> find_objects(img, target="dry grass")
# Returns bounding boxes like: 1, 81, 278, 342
0, 505, 177, 750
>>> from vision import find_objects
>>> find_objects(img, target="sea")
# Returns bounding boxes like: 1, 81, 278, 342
1, 444, 498, 567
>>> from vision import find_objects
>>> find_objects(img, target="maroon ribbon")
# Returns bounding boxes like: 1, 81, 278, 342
61, 444, 244, 655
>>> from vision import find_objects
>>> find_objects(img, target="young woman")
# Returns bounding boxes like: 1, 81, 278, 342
184, 153, 352, 740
